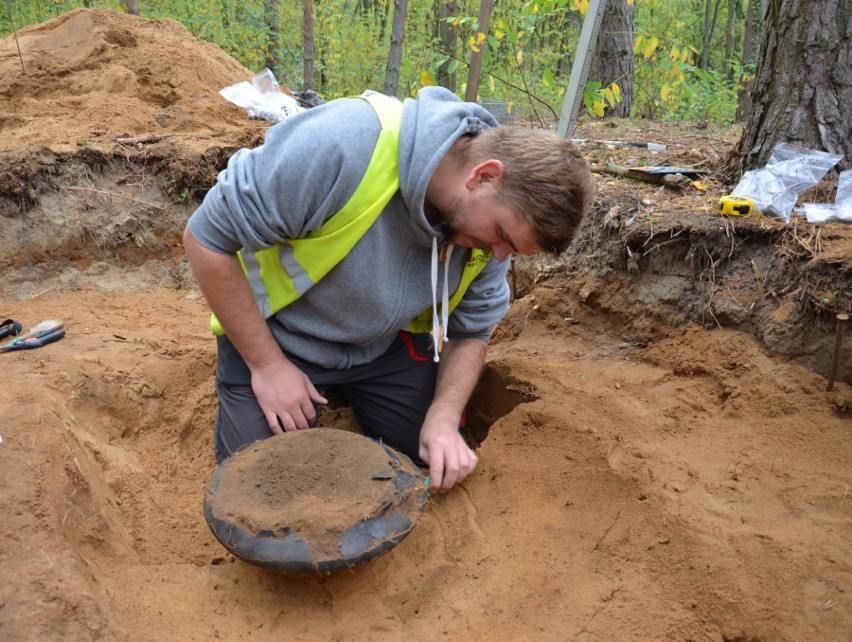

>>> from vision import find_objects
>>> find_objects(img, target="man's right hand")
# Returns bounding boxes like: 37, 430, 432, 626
184, 227, 328, 432
251, 356, 328, 433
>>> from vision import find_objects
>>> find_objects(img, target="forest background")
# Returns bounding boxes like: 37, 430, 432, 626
0, 0, 754, 127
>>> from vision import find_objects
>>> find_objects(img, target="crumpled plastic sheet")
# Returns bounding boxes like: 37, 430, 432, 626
220, 68, 304, 123
732, 142, 843, 222
800, 169, 852, 224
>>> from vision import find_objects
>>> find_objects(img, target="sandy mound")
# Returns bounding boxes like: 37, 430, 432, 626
0, 8, 255, 151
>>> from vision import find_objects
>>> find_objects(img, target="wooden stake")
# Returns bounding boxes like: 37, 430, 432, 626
827, 313, 849, 392
7, 6, 26, 72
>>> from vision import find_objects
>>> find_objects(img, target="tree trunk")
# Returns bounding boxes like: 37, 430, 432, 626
700, 0, 723, 69
464, 0, 494, 102
378, 0, 390, 44
264, 0, 281, 74
740, 0, 759, 69
383, 0, 408, 96
126, 0, 139, 15
735, 0, 852, 172
723, 0, 737, 79
736, 0, 760, 120
303, 0, 315, 91
557, 11, 584, 80
439, 1, 459, 92
590, 0, 635, 118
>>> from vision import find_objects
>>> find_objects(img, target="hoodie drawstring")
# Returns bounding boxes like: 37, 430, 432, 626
430, 237, 454, 363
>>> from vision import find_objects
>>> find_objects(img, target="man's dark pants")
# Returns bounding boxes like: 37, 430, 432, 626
213, 332, 438, 465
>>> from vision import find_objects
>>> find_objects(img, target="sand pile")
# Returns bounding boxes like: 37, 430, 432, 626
0, 8, 258, 151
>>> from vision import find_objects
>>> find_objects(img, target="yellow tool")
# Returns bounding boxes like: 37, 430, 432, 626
718, 195, 755, 217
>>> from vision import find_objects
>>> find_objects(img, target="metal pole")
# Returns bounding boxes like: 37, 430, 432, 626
556, 0, 607, 139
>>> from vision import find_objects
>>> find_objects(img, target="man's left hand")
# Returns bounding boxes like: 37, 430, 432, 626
419, 420, 479, 493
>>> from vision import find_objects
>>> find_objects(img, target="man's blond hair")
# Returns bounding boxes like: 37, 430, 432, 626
458, 128, 595, 254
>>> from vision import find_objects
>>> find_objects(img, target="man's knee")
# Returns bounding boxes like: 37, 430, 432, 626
214, 381, 272, 463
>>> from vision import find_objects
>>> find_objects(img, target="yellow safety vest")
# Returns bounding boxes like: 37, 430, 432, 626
211, 92, 490, 336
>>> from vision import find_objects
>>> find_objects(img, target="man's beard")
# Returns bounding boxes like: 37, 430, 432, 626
436, 195, 466, 243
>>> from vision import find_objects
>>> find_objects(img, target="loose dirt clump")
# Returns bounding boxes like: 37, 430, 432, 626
1, 9, 850, 642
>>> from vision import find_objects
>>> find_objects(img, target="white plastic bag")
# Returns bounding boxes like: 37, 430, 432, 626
801, 169, 852, 224
732, 142, 843, 222
220, 69, 304, 123
837, 170, 852, 222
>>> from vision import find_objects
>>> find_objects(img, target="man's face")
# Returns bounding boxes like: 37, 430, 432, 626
441, 186, 543, 261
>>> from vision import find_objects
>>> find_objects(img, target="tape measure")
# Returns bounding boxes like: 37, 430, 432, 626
718, 195, 755, 217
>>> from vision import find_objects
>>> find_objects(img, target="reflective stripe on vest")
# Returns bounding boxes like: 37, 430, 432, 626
211, 92, 491, 336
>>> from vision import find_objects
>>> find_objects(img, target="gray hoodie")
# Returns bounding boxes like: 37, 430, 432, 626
188, 86, 510, 370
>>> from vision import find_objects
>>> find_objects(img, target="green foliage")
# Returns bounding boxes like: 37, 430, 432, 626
435, 0, 580, 120
1, 0, 751, 124
314, 3, 391, 98
150, 1, 271, 71
631, 0, 748, 123
629, 5, 740, 124
1, 0, 122, 33
654, 63, 738, 124
583, 80, 622, 117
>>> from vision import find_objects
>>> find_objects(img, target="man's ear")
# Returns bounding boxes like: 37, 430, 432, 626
464, 159, 505, 190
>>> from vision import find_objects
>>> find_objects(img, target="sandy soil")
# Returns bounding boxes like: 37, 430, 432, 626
1, 9, 850, 642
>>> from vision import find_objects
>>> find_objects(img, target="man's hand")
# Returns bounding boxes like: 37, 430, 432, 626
418, 337, 488, 493
184, 226, 327, 431
419, 419, 479, 493
252, 356, 327, 433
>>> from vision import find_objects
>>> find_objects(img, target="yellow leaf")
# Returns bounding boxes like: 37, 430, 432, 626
476, 32, 486, 46
633, 35, 643, 54
495, 29, 505, 40
420, 71, 436, 87
605, 87, 615, 108
506, 102, 514, 114
661, 84, 671, 101
489, 75, 495, 92
516, 49, 524, 65
593, 100, 605, 117
643, 36, 659, 59
472, 45, 481, 52
612, 82, 621, 100
670, 45, 680, 61
680, 48, 689, 64
691, 180, 708, 192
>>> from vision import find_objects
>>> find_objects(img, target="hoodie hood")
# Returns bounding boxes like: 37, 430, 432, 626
396, 88, 499, 361
398, 86, 499, 237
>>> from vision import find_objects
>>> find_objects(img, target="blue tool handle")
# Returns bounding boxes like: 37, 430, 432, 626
1, 329, 65, 351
